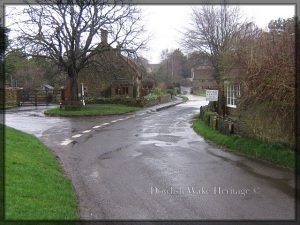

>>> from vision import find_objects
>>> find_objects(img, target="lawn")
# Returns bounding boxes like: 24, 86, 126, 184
193, 117, 295, 169
44, 103, 142, 117
5, 126, 78, 220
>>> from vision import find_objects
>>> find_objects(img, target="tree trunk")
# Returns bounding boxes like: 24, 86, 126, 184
67, 64, 79, 101
211, 58, 221, 84
70, 75, 79, 101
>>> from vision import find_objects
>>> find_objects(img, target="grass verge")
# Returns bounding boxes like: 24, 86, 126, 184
198, 92, 206, 97
0, 105, 17, 110
44, 103, 142, 117
179, 96, 189, 102
5, 126, 78, 220
192, 117, 295, 169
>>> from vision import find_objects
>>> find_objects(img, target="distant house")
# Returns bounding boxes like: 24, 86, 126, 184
78, 29, 142, 98
191, 65, 218, 94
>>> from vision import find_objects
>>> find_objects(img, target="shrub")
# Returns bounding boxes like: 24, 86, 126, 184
84, 97, 142, 107
144, 93, 159, 101
166, 89, 175, 96
142, 77, 155, 89
153, 87, 164, 96
166, 82, 174, 89
174, 83, 181, 88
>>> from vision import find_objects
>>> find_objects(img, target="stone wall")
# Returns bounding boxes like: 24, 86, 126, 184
159, 93, 172, 103
226, 106, 237, 117
142, 98, 160, 107
5, 88, 19, 106
234, 108, 295, 149
142, 94, 172, 107
206, 108, 295, 149
201, 104, 295, 149
214, 116, 234, 135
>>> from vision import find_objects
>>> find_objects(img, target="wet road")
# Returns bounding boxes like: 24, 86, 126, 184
4, 96, 295, 220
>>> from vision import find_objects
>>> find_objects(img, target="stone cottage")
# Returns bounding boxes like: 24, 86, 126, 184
78, 30, 142, 98
191, 65, 218, 94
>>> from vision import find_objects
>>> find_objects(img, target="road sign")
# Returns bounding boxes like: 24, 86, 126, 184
206, 90, 219, 101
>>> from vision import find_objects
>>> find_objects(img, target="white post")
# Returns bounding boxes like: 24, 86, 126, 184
81, 83, 85, 106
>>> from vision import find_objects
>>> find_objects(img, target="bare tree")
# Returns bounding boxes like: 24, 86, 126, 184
181, 1, 245, 82
7, 0, 148, 100
219, 21, 262, 74
236, 18, 295, 118
158, 49, 190, 84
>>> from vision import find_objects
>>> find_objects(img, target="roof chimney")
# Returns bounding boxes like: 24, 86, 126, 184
101, 29, 108, 44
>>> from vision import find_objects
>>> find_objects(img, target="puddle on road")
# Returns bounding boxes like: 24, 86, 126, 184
28, 112, 45, 117
5, 110, 72, 138
137, 117, 206, 149
90, 170, 99, 179
98, 155, 111, 160
153, 135, 182, 143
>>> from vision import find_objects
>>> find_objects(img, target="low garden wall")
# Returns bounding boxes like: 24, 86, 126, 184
85, 97, 143, 107
159, 93, 172, 103
142, 93, 172, 107
85, 93, 173, 108
141, 98, 159, 107
5, 88, 19, 106
234, 108, 295, 149
199, 105, 295, 149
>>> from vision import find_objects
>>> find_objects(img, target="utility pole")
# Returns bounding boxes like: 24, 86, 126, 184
171, 59, 174, 84
166, 59, 169, 82
10, 75, 13, 87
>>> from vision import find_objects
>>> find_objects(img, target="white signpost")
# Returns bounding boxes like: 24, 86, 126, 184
81, 83, 85, 106
206, 90, 219, 101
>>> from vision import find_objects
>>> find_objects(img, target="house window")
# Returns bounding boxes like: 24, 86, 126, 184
115, 86, 129, 96
122, 87, 129, 95
115, 87, 121, 95
226, 83, 240, 108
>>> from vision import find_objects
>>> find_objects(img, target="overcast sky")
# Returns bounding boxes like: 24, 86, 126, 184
5, 4, 295, 64
141, 5, 295, 64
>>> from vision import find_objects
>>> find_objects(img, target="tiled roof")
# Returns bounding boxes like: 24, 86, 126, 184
111, 78, 134, 86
